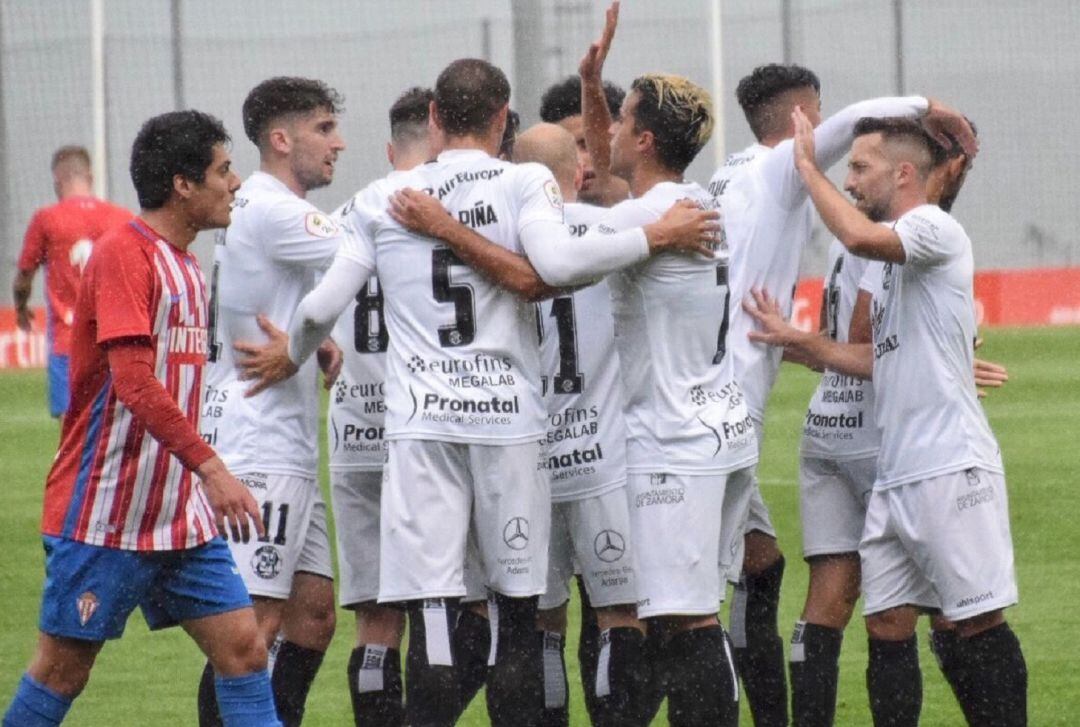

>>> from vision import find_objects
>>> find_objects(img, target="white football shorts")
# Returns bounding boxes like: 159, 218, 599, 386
330, 468, 383, 607
860, 467, 1018, 621
799, 455, 876, 558
629, 468, 753, 619
230, 472, 334, 600
539, 486, 636, 612
378, 439, 550, 603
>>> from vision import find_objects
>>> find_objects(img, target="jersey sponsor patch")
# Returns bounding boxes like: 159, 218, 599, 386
305, 211, 340, 238
543, 179, 564, 210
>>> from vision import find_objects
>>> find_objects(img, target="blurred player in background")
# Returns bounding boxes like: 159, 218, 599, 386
13, 145, 131, 420
709, 61, 976, 727
1, 110, 280, 727
745, 113, 1026, 727
196, 77, 348, 727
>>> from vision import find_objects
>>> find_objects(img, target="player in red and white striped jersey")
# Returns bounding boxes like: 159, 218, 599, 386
3, 111, 280, 727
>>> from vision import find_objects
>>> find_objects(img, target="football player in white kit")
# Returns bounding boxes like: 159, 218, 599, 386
325, 86, 441, 727
744, 114, 1026, 727
239, 59, 718, 727
708, 63, 978, 726
197, 77, 348, 727
504, 122, 643, 726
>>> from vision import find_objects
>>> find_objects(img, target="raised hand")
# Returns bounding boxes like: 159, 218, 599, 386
791, 106, 818, 176
234, 314, 298, 397
923, 99, 978, 158
579, 1, 619, 82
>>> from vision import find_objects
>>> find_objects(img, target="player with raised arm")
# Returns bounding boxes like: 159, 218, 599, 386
13, 146, 131, 420
327, 86, 441, 727
0, 110, 282, 727
744, 113, 1026, 727
237, 57, 717, 727
196, 77, 348, 727
705, 61, 977, 726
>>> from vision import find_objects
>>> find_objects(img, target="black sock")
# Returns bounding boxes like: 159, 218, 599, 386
485, 592, 543, 727
347, 645, 404, 727
790, 621, 844, 727
591, 627, 648, 727
197, 661, 224, 727
929, 628, 969, 719
866, 636, 921, 727
271, 641, 325, 727
732, 556, 788, 727
539, 631, 568, 726
405, 598, 461, 727
952, 623, 1027, 726
576, 576, 601, 721
452, 607, 490, 720
637, 620, 669, 726
666, 625, 739, 727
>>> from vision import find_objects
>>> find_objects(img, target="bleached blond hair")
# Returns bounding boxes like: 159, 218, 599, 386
630, 74, 714, 172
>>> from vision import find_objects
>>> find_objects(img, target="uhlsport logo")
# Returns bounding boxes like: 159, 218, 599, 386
76, 591, 99, 626
593, 530, 626, 563
503, 517, 530, 550
251, 545, 282, 579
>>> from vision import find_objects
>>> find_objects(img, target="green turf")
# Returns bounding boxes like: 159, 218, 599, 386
1, 325, 1077, 725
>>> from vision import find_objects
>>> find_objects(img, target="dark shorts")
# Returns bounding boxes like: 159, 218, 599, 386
39, 535, 252, 642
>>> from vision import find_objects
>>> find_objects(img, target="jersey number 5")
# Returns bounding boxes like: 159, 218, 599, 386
432, 248, 476, 347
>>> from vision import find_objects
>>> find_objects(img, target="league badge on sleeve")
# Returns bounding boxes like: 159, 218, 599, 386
304, 211, 340, 238
543, 179, 564, 210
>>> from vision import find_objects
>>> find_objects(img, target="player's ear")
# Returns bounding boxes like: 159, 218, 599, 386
574, 161, 585, 194
386, 142, 395, 167
267, 125, 291, 155
429, 100, 444, 133
172, 173, 194, 201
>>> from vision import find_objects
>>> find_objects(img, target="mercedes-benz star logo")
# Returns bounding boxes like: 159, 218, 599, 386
594, 529, 626, 563
503, 517, 530, 550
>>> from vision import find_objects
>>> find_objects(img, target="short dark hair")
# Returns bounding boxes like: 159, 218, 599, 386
434, 59, 510, 137
539, 76, 626, 123
130, 110, 230, 210
389, 86, 434, 145
499, 109, 521, 160
736, 63, 820, 140
51, 145, 91, 172
629, 74, 713, 174
853, 116, 947, 175
242, 76, 344, 146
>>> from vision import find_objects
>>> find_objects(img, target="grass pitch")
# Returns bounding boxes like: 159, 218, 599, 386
1, 326, 1077, 725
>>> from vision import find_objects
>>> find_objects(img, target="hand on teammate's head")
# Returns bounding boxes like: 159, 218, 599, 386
922, 99, 978, 159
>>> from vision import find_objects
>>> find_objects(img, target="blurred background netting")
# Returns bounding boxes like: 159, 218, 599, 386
2, 0, 1077, 290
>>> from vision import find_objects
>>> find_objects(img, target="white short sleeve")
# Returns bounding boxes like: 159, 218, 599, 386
894, 205, 964, 267
262, 196, 349, 269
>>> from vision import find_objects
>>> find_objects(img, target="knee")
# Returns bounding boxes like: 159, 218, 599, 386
357, 604, 405, 648
865, 608, 917, 641
211, 619, 269, 677
28, 660, 93, 699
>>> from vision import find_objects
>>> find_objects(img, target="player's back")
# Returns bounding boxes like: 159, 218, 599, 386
715, 143, 816, 421
604, 181, 757, 475
371, 149, 560, 445
203, 171, 343, 475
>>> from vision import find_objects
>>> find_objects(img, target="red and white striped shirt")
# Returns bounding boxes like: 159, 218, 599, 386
43, 219, 218, 550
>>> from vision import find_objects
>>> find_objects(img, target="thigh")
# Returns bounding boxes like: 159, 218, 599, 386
470, 441, 551, 598
331, 469, 383, 608
718, 466, 756, 583
224, 472, 320, 600
141, 536, 252, 631
800, 456, 874, 558
859, 489, 937, 616
894, 469, 1018, 621
568, 487, 636, 609
539, 502, 575, 611
38, 536, 155, 641
379, 439, 470, 602
629, 472, 728, 619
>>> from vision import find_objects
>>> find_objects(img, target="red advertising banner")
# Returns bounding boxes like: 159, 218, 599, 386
1, 267, 1078, 368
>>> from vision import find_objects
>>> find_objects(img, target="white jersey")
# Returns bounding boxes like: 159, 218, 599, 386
602, 181, 758, 475
800, 239, 880, 459
861, 204, 1003, 489
713, 95, 929, 422
202, 171, 345, 475
539, 202, 627, 502
341, 149, 566, 445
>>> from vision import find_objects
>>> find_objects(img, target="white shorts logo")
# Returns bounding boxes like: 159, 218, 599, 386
593, 530, 626, 563
251, 545, 282, 579
503, 517, 530, 550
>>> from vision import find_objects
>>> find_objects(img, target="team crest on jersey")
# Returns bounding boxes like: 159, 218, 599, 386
76, 591, 99, 626
543, 179, 563, 210
251, 545, 282, 579
304, 211, 339, 238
